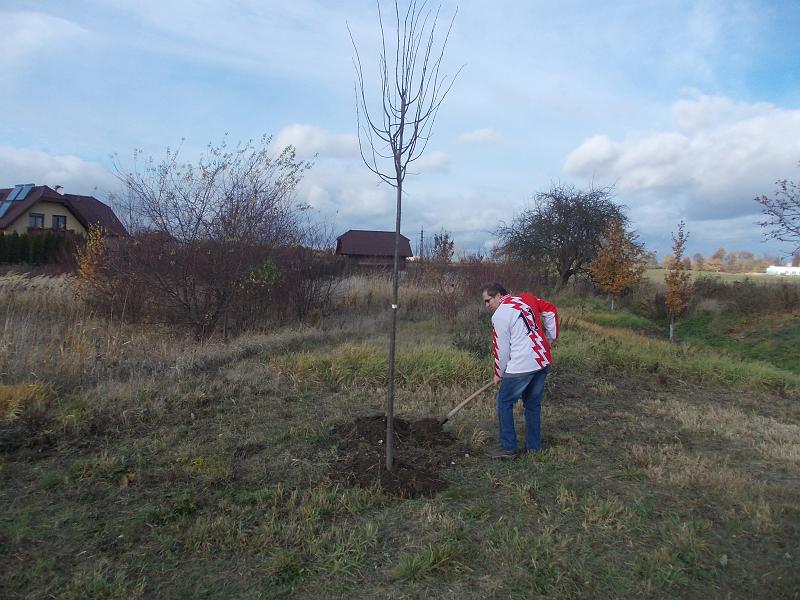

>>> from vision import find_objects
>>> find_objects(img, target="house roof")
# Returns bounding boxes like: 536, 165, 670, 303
336, 229, 413, 257
0, 185, 128, 236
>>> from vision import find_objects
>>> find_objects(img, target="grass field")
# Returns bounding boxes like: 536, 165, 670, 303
1, 273, 799, 598
678, 310, 800, 374
644, 268, 798, 284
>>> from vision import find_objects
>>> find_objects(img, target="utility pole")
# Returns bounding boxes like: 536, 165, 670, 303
419, 227, 424, 260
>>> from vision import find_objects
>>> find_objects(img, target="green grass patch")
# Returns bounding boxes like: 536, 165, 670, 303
644, 268, 793, 284
392, 541, 466, 581
4, 303, 800, 599
577, 306, 662, 335
558, 318, 800, 392
272, 342, 490, 388
678, 310, 800, 374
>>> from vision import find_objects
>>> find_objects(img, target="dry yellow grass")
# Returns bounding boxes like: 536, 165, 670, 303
0, 273, 189, 387
629, 442, 760, 495
0, 382, 52, 421
644, 399, 800, 463
335, 273, 440, 312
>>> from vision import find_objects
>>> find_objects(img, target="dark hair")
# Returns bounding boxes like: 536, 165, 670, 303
480, 282, 507, 296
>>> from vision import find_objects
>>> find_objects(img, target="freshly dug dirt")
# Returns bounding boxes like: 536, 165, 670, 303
329, 415, 470, 498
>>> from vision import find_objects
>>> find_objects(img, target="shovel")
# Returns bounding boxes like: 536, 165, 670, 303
438, 380, 495, 425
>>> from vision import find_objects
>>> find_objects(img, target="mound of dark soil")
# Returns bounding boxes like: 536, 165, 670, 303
329, 415, 471, 498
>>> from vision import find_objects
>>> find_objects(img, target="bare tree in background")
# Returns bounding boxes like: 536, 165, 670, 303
756, 162, 800, 255
497, 183, 625, 291
350, 1, 461, 470
432, 228, 455, 264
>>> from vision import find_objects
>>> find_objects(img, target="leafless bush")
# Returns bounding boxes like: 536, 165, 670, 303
456, 260, 552, 297
619, 280, 668, 322
82, 136, 319, 338
692, 276, 799, 314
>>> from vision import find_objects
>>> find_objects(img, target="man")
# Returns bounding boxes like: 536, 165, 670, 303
480, 282, 558, 459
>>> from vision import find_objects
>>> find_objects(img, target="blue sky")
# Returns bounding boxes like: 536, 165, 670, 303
2, 0, 800, 260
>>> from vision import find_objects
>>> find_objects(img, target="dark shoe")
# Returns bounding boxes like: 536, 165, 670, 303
486, 447, 519, 460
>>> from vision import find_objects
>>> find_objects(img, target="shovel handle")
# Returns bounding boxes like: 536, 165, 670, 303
439, 380, 495, 424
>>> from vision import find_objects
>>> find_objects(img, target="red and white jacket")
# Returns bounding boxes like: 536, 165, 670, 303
491, 293, 558, 378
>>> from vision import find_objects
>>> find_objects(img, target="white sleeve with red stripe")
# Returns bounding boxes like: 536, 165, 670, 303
537, 298, 558, 342
491, 311, 511, 377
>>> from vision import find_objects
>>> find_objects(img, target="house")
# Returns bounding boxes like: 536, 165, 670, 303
335, 229, 413, 268
766, 265, 800, 276
0, 184, 127, 237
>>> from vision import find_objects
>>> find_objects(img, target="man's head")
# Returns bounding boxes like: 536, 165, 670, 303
480, 282, 507, 312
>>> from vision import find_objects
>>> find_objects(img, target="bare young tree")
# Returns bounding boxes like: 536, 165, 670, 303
350, 1, 461, 470
431, 228, 455, 264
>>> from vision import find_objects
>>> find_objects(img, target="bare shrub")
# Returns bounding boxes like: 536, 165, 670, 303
692, 298, 725, 314
691, 276, 799, 314
619, 280, 668, 322
99, 136, 313, 338
242, 246, 345, 330
457, 260, 549, 299
449, 304, 491, 358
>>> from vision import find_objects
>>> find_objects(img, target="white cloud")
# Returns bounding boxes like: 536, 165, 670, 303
412, 151, 450, 174
0, 11, 86, 72
0, 146, 117, 197
273, 124, 358, 160
458, 128, 499, 145
293, 154, 512, 253
92, 0, 359, 80
672, 93, 779, 131
564, 94, 800, 221
296, 161, 392, 220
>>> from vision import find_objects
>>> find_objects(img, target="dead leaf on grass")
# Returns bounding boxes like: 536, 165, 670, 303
118, 472, 136, 489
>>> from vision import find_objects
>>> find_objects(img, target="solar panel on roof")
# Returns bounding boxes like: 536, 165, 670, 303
17, 184, 34, 200
6, 185, 23, 202
0, 202, 12, 218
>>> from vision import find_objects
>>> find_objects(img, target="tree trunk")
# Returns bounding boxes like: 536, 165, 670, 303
386, 99, 406, 472
669, 314, 675, 342
553, 269, 571, 294
610, 295, 615, 311
385, 179, 401, 471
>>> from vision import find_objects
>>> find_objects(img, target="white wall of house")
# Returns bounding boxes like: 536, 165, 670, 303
766, 265, 800, 276
3, 201, 85, 235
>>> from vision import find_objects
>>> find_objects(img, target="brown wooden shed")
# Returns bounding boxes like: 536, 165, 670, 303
335, 229, 413, 268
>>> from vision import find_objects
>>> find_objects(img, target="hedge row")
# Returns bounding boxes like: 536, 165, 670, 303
0, 232, 74, 265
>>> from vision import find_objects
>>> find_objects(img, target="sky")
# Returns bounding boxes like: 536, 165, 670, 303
2, 0, 800, 260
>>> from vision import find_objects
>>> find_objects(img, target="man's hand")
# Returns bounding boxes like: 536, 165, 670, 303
548, 338, 558, 349
494, 374, 501, 385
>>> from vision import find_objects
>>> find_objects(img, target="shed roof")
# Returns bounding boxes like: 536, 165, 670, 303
336, 229, 413, 257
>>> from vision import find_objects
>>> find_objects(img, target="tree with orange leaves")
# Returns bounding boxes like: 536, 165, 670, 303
665, 221, 693, 341
588, 218, 647, 310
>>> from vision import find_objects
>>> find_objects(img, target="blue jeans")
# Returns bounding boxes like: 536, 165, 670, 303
496, 367, 549, 451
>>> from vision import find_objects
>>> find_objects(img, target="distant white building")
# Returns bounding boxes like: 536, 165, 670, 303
766, 265, 800, 276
